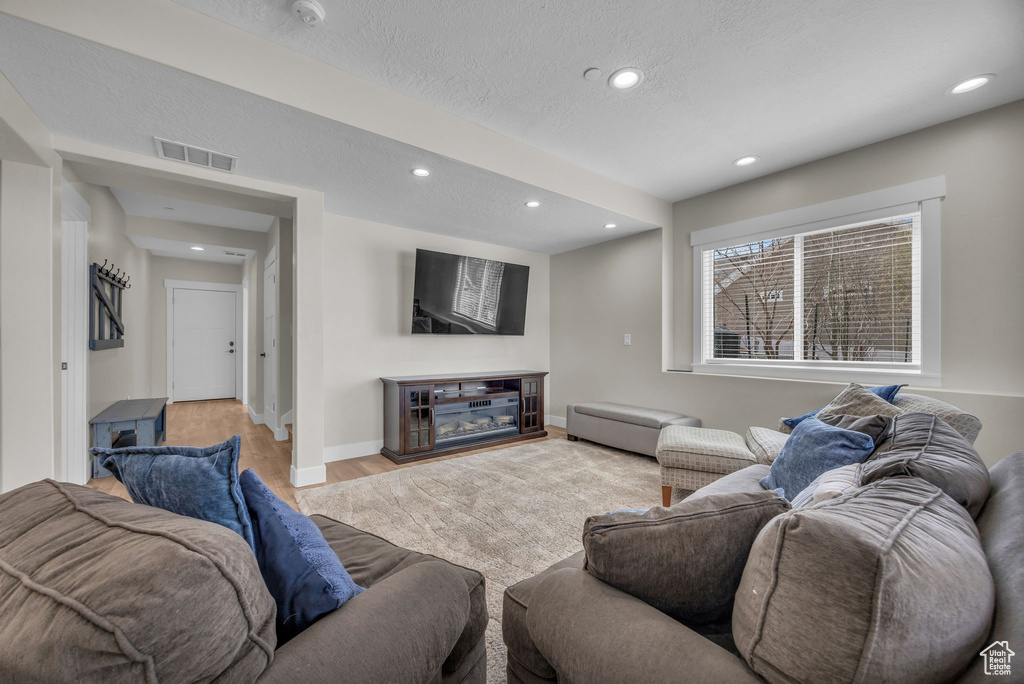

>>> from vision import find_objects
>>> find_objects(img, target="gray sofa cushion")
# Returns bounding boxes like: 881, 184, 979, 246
573, 402, 688, 429
957, 452, 1024, 683
0, 480, 276, 683
583, 488, 790, 624
862, 412, 991, 518
311, 514, 486, 674
733, 477, 994, 684
503, 551, 585, 681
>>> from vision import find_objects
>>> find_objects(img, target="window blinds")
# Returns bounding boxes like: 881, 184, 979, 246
703, 212, 920, 367
453, 256, 504, 329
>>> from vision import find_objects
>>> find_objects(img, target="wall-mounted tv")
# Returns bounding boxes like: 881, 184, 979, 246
412, 248, 529, 335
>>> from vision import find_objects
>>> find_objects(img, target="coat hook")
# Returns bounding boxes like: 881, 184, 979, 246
100, 259, 108, 272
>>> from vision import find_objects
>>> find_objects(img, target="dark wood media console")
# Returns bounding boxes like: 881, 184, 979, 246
380, 370, 548, 463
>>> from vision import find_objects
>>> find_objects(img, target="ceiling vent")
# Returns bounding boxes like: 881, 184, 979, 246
154, 137, 237, 172
223, 251, 248, 257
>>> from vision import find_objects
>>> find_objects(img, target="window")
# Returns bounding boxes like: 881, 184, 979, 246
690, 178, 944, 383
452, 256, 504, 329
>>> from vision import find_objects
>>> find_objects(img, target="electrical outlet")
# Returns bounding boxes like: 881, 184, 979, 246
624, 333, 631, 346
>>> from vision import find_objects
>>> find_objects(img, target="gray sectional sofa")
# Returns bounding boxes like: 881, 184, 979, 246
0, 481, 487, 683
504, 440, 1022, 683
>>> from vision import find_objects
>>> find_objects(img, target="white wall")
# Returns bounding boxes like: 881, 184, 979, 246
322, 214, 550, 459
65, 177, 155, 422
552, 100, 1024, 466
0, 69, 61, 493
0, 160, 56, 490
149, 256, 244, 398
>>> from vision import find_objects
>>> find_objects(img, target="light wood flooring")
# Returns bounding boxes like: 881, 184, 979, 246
87, 398, 565, 510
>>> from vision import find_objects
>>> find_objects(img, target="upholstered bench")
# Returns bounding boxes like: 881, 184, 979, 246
657, 426, 761, 506
566, 402, 700, 457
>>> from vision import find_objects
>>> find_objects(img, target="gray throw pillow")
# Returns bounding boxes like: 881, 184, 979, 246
861, 412, 991, 518
583, 489, 790, 625
733, 477, 994, 684
816, 382, 905, 421
816, 413, 892, 445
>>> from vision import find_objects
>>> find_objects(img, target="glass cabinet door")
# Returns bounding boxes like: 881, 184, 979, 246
404, 385, 434, 453
521, 377, 541, 433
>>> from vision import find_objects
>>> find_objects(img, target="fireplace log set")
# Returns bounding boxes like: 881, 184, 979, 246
437, 414, 516, 439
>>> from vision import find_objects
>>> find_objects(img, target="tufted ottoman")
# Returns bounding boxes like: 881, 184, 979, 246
656, 426, 758, 506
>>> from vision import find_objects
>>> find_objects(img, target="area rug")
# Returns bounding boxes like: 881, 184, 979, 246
294, 438, 660, 683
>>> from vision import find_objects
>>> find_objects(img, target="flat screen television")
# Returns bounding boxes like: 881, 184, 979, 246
412, 248, 529, 335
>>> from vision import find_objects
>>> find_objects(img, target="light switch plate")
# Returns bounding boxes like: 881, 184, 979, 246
624, 333, 631, 346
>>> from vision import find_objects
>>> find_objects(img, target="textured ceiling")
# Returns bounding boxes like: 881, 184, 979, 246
171, 0, 1024, 202
0, 13, 656, 254
127, 234, 254, 264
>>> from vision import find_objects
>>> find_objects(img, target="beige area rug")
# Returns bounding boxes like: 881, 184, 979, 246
294, 438, 660, 683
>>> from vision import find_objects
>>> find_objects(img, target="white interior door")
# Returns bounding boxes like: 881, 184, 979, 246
60, 217, 89, 484
263, 259, 277, 427
241, 277, 249, 408
172, 289, 237, 401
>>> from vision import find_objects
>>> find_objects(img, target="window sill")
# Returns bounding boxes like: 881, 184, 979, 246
690, 362, 940, 387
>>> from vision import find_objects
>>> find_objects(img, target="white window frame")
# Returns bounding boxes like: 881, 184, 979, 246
691, 177, 944, 386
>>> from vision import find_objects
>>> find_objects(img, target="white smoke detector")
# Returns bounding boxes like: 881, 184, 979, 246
291, 0, 325, 27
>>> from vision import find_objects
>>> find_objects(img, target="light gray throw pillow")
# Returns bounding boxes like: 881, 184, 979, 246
583, 488, 789, 625
816, 382, 905, 421
790, 463, 862, 508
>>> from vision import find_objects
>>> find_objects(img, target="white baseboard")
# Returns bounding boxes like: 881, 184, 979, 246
281, 409, 294, 426
248, 405, 264, 425
290, 463, 326, 487
273, 425, 289, 441
547, 415, 567, 429
324, 439, 384, 462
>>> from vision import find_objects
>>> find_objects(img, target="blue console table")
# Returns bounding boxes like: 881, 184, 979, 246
90, 397, 168, 478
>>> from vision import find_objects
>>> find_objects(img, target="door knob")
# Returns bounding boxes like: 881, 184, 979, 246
260, 353, 266, 357
228, 349, 235, 354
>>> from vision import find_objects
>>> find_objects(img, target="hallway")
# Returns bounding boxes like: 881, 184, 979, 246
88, 399, 296, 505
87, 398, 566, 509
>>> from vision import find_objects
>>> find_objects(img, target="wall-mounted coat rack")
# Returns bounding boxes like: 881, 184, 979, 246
90, 260, 130, 351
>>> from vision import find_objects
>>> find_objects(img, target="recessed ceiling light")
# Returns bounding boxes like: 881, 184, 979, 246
949, 74, 994, 95
733, 155, 759, 167
525, 201, 540, 208
190, 246, 204, 251
605, 223, 617, 229
608, 68, 644, 90
412, 168, 430, 177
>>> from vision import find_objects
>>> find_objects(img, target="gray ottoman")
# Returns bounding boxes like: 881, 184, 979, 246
566, 402, 700, 458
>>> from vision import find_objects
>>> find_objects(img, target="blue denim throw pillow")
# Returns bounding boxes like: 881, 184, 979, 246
783, 384, 904, 429
760, 418, 876, 500
239, 469, 364, 644
93, 435, 254, 549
